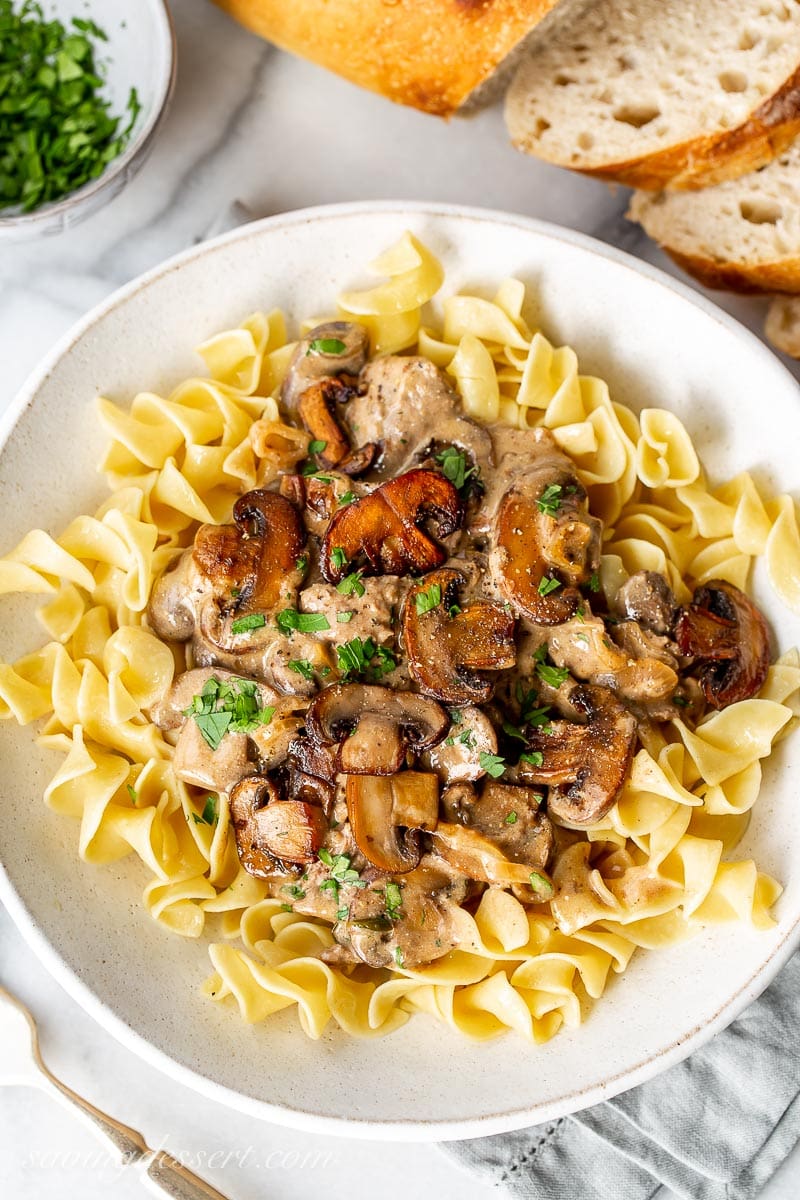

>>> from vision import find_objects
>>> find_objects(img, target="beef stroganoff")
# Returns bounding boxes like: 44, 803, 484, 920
1, 233, 799, 1042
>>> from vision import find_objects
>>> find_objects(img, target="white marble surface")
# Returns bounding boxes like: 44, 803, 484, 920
1, 1, 800, 1197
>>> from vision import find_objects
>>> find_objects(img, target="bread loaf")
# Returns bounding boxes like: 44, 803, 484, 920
505, 0, 800, 190
214, 0, 564, 117
629, 142, 800, 294
766, 296, 800, 357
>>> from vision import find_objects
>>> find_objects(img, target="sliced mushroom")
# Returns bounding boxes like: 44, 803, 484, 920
518, 684, 636, 827
320, 469, 463, 582
306, 683, 449, 774
402, 568, 516, 704
346, 771, 439, 873
674, 579, 771, 708
230, 775, 328, 877
430, 823, 554, 896
298, 377, 378, 475
491, 465, 601, 625
422, 706, 498, 784
281, 320, 369, 412
149, 490, 306, 654
614, 571, 677, 635
546, 611, 678, 703
441, 780, 554, 869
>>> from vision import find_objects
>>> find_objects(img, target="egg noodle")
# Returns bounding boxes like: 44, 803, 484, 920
1, 233, 800, 1042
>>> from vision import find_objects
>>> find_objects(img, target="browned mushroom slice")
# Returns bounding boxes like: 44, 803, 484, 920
281, 320, 370, 412
402, 568, 516, 704
441, 780, 554, 870
346, 772, 439, 873
674, 579, 771, 709
518, 684, 636, 827
230, 775, 328, 877
306, 683, 449, 775
430, 823, 554, 896
492, 472, 601, 625
614, 571, 677, 634
297, 377, 378, 477
184, 489, 306, 653
320, 469, 463, 582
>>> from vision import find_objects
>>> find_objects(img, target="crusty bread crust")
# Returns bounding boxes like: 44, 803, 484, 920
215, 0, 561, 117
566, 64, 800, 192
658, 248, 800, 296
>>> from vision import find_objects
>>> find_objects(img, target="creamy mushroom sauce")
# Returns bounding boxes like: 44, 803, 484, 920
148, 322, 772, 971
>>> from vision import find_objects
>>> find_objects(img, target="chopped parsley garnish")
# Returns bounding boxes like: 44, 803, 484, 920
588, 572, 601, 593
444, 728, 476, 749
434, 446, 479, 494
519, 751, 544, 767
280, 903, 294, 913
0, 4, 141, 215
307, 337, 347, 356
126, 784, 138, 805
295, 554, 308, 573
394, 947, 405, 968
276, 608, 330, 635
537, 483, 563, 517
415, 583, 442, 614
502, 720, 527, 743
281, 883, 306, 900
516, 683, 554, 733
448, 604, 462, 618
536, 661, 570, 688
450, 709, 463, 725
479, 752, 506, 779
301, 463, 334, 481
385, 882, 403, 921
504, 811, 518, 825
318, 849, 367, 902
575, 603, 586, 621
538, 575, 562, 596
336, 636, 396, 681
339, 490, 357, 506
337, 611, 353, 623
184, 677, 275, 751
336, 570, 366, 597
529, 871, 554, 898
336, 906, 350, 921
308, 439, 327, 455
230, 612, 266, 635
193, 794, 219, 825
331, 546, 347, 569
673, 693, 689, 707
288, 659, 315, 681
230, 587, 241, 599
575, 632, 590, 646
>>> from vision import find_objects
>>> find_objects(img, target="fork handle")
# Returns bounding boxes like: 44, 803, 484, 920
39, 1069, 231, 1199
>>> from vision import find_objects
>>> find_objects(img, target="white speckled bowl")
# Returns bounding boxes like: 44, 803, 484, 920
0, 0, 175, 240
1, 203, 800, 1140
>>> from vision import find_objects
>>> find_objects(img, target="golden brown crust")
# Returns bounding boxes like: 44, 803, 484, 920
511, 65, 800, 191
214, 0, 560, 116
658, 248, 800, 296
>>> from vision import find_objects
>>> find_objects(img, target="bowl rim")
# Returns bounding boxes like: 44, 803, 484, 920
0, 0, 176, 237
1, 200, 799, 1141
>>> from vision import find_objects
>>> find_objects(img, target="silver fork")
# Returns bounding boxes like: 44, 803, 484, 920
0, 985, 231, 1199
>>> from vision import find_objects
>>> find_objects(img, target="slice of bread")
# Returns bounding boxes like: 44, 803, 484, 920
214, 0, 564, 117
629, 142, 800, 293
766, 296, 800, 356
505, 0, 800, 190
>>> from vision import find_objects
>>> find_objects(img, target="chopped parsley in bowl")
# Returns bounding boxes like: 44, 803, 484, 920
0, 0, 174, 237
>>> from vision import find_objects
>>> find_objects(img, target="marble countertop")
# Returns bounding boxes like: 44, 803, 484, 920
1, 1, 800, 1197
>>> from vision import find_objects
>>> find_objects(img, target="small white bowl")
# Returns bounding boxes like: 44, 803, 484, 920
0, 0, 175, 240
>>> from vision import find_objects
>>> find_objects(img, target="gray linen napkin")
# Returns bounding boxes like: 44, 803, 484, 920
440, 951, 800, 1200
